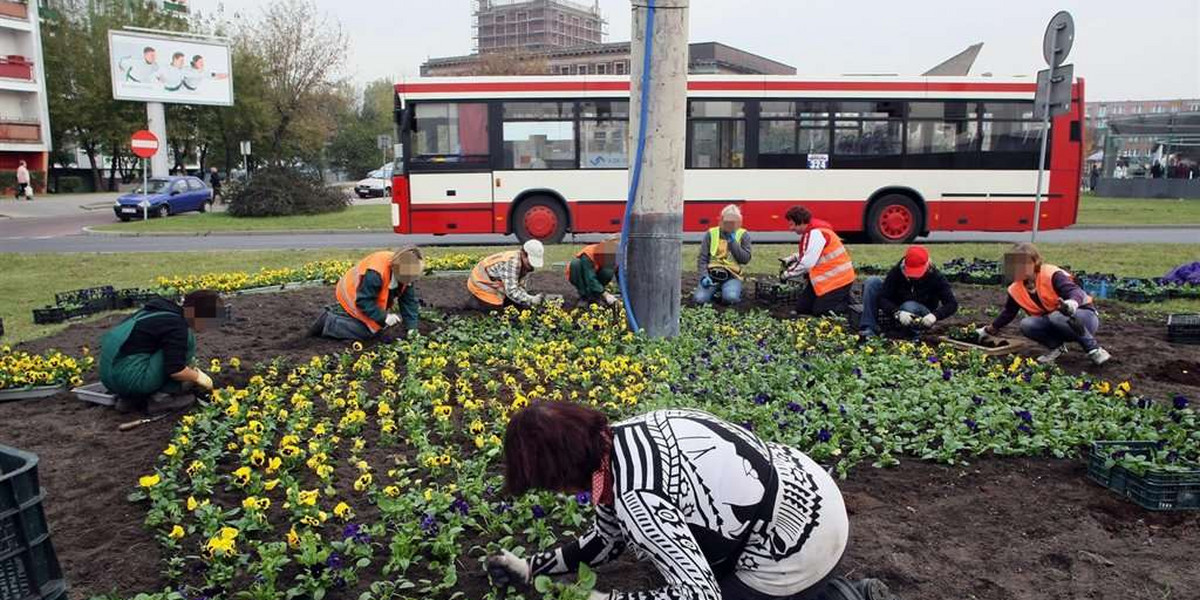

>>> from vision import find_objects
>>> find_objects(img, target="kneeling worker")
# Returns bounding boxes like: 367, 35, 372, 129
693, 204, 752, 305
310, 246, 423, 340
978, 242, 1110, 365
100, 290, 219, 413
860, 245, 958, 337
781, 206, 856, 317
468, 239, 546, 309
567, 236, 620, 306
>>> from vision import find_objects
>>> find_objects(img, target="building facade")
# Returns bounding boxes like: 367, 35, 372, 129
0, 0, 51, 188
475, 0, 605, 54
422, 41, 796, 77
1087, 98, 1200, 159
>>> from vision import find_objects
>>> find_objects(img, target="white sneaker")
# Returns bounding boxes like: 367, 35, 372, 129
1037, 345, 1067, 364
1088, 347, 1111, 365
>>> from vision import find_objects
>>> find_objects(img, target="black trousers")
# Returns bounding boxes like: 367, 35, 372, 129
719, 570, 837, 600
795, 282, 852, 317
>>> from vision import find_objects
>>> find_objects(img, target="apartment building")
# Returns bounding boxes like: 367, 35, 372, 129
0, 0, 50, 187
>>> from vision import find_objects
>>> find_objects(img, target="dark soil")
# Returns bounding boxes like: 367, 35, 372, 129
3, 274, 1199, 599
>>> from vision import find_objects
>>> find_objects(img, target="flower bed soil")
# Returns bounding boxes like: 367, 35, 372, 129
2, 276, 1199, 599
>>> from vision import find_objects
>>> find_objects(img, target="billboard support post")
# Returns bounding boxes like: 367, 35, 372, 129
146, 102, 168, 178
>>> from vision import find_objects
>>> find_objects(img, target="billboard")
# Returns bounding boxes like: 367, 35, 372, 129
109, 30, 233, 106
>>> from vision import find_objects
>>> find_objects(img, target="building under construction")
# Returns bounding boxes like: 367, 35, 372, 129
475, 0, 606, 53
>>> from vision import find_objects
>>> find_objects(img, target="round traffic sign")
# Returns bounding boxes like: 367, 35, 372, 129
1042, 11, 1075, 68
131, 130, 159, 159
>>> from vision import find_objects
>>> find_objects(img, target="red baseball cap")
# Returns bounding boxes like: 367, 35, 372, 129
902, 245, 930, 278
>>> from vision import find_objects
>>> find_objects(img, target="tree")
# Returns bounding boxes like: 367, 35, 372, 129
327, 78, 397, 179
473, 50, 550, 76
41, 0, 187, 189
250, 0, 349, 164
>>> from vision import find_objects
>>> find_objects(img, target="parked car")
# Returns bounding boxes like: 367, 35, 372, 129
113, 176, 213, 221
354, 164, 394, 198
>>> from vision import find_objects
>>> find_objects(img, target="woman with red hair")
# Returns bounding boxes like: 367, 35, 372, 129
486, 402, 894, 600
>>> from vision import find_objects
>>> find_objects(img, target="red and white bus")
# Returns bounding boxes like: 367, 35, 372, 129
390, 75, 1084, 243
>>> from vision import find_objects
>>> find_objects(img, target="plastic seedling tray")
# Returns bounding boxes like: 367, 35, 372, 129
0, 444, 68, 600
0, 385, 65, 403
1087, 441, 1200, 511
71, 382, 115, 407
1167, 314, 1200, 345
937, 335, 1029, 357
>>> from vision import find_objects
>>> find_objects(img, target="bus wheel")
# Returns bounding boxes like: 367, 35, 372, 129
514, 197, 567, 244
867, 194, 920, 243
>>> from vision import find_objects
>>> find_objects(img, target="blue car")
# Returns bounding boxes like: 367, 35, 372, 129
113, 176, 213, 221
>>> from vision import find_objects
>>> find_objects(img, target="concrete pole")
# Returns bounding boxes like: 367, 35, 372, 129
147, 102, 169, 177
626, 0, 688, 337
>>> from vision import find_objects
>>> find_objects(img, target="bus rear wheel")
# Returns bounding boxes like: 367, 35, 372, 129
867, 194, 920, 243
514, 196, 567, 244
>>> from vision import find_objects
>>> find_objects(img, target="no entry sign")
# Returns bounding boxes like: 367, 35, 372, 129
131, 130, 159, 159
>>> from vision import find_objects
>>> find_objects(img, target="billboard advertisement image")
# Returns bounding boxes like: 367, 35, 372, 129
109, 30, 233, 106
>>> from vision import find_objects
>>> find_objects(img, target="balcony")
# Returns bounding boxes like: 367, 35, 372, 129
0, 1, 27, 20
0, 119, 40, 143
0, 56, 32, 81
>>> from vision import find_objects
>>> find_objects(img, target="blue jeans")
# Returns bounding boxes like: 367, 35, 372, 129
859, 276, 930, 334
1020, 309, 1100, 352
693, 277, 743, 305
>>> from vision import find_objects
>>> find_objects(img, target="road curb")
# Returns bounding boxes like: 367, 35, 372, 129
82, 226, 390, 237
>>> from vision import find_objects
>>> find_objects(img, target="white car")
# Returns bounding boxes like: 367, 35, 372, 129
354, 164, 394, 198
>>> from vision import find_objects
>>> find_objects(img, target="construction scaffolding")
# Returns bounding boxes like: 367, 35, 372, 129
474, 0, 607, 54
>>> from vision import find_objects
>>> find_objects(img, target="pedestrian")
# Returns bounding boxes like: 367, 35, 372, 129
15, 160, 30, 200
567, 236, 620, 306
485, 402, 895, 600
467, 239, 546, 309
693, 204, 752, 306
309, 247, 423, 340
99, 290, 220, 414
977, 242, 1111, 365
859, 245, 958, 338
209, 167, 222, 204
1088, 164, 1099, 191
780, 206, 856, 317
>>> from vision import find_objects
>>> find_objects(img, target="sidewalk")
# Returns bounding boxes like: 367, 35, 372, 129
0, 192, 120, 219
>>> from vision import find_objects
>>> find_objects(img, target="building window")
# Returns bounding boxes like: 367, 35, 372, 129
578, 64, 590, 74
596, 63, 607, 74
614, 61, 626, 75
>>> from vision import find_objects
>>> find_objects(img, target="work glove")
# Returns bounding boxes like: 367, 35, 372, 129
602, 292, 618, 306
920, 313, 937, 328
529, 294, 544, 306
896, 311, 915, 327
976, 326, 997, 342
384, 313, 402, 328
194, 369, 214, 391
1060, 299, 1079, 316
588, 592, 612, 600
700, 276, 714, 288
485, 550, 530, 589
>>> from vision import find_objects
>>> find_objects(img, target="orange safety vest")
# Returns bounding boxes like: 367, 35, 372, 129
468, 250, 521, 306
335, 251, 401, 333
565, 243, 614, 279
807, 227, 856, 296
1007, 264, 1091, 316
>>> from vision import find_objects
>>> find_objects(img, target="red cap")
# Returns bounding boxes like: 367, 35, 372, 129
902, 245, 930, 278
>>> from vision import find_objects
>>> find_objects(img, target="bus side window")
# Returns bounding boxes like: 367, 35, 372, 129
410, 103, 490, 167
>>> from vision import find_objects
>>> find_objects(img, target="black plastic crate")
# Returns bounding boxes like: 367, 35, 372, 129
0, 445, 66, 600
0, 318, 4, 338
1087, 441, 1200, 511
1114, 288, 1166, 303
1167, 314, 1200, 345
754, 280, 804, 305
964, 272, 1003, 285
30, 308, 67, 326
53, 287, 114, 309
114, 289, 159, 310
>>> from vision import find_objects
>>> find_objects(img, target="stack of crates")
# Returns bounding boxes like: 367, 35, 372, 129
0, 445, 66, 600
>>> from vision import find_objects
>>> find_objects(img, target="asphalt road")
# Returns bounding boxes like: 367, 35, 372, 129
1, 227, 1197, 253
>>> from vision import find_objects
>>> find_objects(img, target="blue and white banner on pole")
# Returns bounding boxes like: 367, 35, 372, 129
109, 30, 233, 106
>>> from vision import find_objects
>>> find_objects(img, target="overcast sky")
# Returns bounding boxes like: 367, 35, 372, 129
191, 0, 1200, 101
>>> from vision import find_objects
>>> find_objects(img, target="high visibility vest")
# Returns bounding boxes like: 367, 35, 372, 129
565, 243, 612, 279
336, 251, 400, 333
1007, 264, 1091, 316
468, 250, 521, 306
808, 228, 856, 296
707, 227, 747, 278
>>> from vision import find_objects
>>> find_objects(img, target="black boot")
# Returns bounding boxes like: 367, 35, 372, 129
822, 577, 897, 600
308, 310, 329, 337
853, 578, 897, 600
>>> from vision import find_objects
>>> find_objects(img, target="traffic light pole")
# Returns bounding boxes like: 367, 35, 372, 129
624, 0, 689, 337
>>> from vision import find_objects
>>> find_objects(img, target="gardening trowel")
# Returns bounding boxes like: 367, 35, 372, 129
1060, 306, 1086, 337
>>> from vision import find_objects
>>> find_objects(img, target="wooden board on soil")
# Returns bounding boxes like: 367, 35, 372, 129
937, 334, 1029, 356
